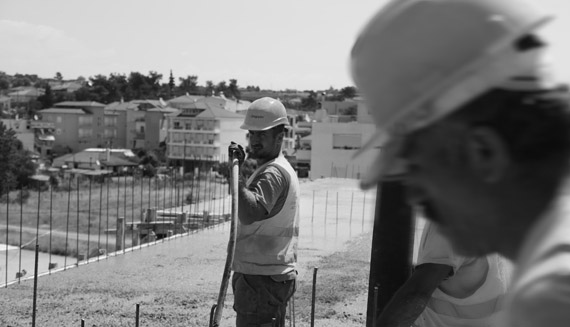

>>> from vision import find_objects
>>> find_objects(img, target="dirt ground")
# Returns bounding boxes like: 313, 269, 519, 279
0, 178, 421, 327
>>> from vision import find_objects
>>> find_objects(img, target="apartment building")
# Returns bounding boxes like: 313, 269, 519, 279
38, 101, 109, 152
166, 102, 247, 170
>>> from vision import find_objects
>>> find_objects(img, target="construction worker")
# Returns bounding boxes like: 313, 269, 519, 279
377, 219, 511, 327
229, 97, 300, 327
351, 0, 570, 326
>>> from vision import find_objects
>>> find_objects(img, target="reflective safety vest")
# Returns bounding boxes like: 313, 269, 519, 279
232, 155, 300, 276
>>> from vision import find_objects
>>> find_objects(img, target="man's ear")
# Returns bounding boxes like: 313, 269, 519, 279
467, 127, 511, 183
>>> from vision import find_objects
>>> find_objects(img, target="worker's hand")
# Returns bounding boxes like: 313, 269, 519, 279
228, 142, 246, 166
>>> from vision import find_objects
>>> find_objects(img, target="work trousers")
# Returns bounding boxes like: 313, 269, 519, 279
232, 272, 296, 327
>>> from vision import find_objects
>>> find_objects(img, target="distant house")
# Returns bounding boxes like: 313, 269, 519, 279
52, 148, 138, 173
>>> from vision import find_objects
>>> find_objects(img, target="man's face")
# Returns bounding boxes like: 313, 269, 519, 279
400, 121, 501, 256
247, 129, 282, 162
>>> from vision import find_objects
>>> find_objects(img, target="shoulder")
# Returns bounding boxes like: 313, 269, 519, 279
510, 274, 570, 327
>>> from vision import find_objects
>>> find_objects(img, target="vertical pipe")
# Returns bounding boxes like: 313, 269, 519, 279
64, 176, 72, 269
49, 182, 53, 273
4, 190, 9, 287
18, 187, 23, 283
123, 174, 127, 248
97, 176, 103, 261
372, 286, 379, 327
135, 303, 140, 327
116, 217, 124, 252
362, 192, 366, 232
140, 173, 143, 250
131, 172, 135, 247
87, 175, 92, 261
349, 192, 354, 235
32, 244, 39, 327
324, 191, 328, 228
366, 181, 414, 327
311, 190, 315, 224
182, 140, 186, 212
311, 267, 319, 327
105, 176, 110, 259
117, 174, 121, 250
76, 176, 80, 264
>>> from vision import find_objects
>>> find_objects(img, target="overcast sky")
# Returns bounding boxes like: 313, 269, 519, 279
1, 0, 569, 91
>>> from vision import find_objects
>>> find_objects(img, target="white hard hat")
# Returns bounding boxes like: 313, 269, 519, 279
241, 97, 290, 131
350, 0, 554, 189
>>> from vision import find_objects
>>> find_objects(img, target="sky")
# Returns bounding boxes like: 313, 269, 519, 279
1, 0, 570, 91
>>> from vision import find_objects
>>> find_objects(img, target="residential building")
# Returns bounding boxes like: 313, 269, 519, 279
166, 104, 247, 170
38, 101, 108, 152
0, 118, 55, 157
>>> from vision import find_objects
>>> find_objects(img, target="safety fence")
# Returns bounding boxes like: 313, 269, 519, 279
0, 166, 232, 288
0, 174, 377, 326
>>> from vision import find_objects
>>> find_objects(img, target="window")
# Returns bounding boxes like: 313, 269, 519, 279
332, 134, 361, 150
79, 128, 93, 138
78, 116, 93, 126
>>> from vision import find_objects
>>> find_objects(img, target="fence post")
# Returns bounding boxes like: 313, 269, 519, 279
116, 217, 125, 251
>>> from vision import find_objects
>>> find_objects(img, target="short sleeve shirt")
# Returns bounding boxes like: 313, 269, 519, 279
246, 164, 290, 219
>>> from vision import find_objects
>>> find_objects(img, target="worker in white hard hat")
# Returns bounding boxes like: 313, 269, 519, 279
229, 97, 300, 327
351, 0, 570, 326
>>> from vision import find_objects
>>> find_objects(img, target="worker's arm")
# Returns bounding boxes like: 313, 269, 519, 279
237, 174, 268, 225
376, 263, 453, 327
236, 165, 287, 226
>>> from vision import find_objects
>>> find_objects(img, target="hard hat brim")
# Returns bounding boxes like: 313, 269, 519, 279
240, 122, 290, 131
359, 131, 407, 189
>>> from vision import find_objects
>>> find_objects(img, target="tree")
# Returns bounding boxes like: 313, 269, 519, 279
215, 81, 227, 97
228, 79, 241, 99
168, 70, 175, 97
300, 91, 319, 110
55, 72, 63, 81
179, 75, 199, 95
37, 84, 54, 109
0, 122, 36, 194
339, 86, 357, 99
205, 80, 215, 96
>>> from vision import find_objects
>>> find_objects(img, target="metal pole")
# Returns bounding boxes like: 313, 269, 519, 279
76, 177, 80, 264
18, 187, 23, 283
32, 244, 39, 327
64, 176, 71, 269
135, 303, 140, 327
97, 176, 103, 261
311, 267, 319, 327
365, 180, 414, 327
49, 182, 53, 273
4, 190, 9, 287
87, 175, 92, 261
140, 173, 143, 250
182, 140, 186, 212
106, 176, 110, 259
311, 190, 315, 224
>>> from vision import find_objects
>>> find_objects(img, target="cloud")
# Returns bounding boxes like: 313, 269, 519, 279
0, 20, 115, 78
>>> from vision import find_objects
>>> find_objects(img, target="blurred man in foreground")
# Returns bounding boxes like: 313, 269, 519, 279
351, 0, 570, 326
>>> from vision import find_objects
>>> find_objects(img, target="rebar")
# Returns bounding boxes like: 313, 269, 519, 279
49, 182, 53, 273
311, 267, 319, 327
64, 177, 72, 269
76, 177, 80, 264
5, 189, 9, 287
135, 303, 140, 327
18, 187, 23, 284
32, 244, 39, 327
87, 175, 92, 261
98, 176, 103, 261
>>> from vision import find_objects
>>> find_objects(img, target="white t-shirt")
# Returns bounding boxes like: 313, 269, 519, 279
414, 223, 511, 327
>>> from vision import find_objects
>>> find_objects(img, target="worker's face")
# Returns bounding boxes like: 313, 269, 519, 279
400, 120, 504, 256
247, 128, 283, 163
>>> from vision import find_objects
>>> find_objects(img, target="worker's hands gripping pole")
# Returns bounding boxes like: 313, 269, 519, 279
209, 147, 241, 327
